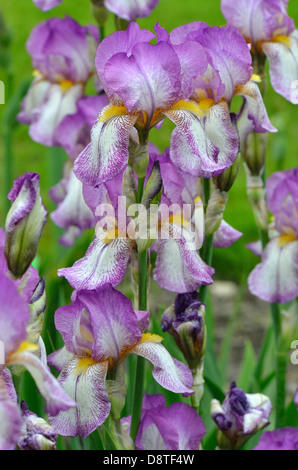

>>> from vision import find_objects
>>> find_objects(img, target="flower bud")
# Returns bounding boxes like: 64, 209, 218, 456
211, 382, 272, 450
205, 189, 229, 237
245, 167, 268, 230
161, 292, 206, 370
17, 402, 58, 450
4, 173, 48, 278
213, 154, 241, 192
91, 0, 109, 28
241, 132, 267, 176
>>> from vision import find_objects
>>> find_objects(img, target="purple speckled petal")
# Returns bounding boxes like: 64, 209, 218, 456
262, 31, 298, 103
0, 274, 29, 357
58, 236, 134, 291
213, 220, 243, 248
132, 341, 194, 395
254, 427, 298, 450
0, 373, 22, 450
153, 223, 214, 293
33, 0, 62, 11
248, 237, 298, 304
235, 80, 277, 134
49, 357, 110, 438
74, 105, 137, 186
104, 0, 160, 21
165, 107, 222, 177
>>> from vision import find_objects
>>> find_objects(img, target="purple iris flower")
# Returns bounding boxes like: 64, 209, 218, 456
211, 382, 272, 450
122, 393, 206, 450
0, 273, 76, 450
33, 0, 62, 11
74, 21, 223, 186
221, 0, 298, 103
254, 427, 298, 450
18, 17, 99, 147
47, 285, 194, 438
17, 401, 58, 450
248, 168, 298, 304
160, 21, 276, 177
59, 149, 215, 293
104, 0, 160, 21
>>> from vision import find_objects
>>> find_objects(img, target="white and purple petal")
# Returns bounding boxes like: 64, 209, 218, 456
104, 0, 160, 21
213, 220, 243, 249
248, 237, 298, 304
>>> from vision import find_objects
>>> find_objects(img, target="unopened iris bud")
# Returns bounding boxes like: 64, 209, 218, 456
17, 402, 58, 450
211, 382, 272, 450
161, 292, 206, 370
91, 0, 109, 28
242, 132, 267, 176
245, 167, 268, 231
213, 154, 241, 192
27, 277, 46, 344
4, 173, 48, 278
205, 189, 229, 237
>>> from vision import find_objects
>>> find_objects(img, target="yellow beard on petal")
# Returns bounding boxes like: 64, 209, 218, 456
99, 104, 128, 123
60, 80, 75, 92
272, 34, 292, 48
74, 356, 99, 375
278, 234, 296, 247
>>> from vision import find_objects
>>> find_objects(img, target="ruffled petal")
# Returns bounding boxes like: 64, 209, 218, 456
49, 357, 110, 438
0, 380, 22, 450
165, 104, 222, 177
8, 349, 76, 416
235, 80, 277, 134
74, 105, 137, 185
104, 0, 160, 21
213, 220, 243, 249
58, 236, 134, 291
248, 238, 298, 303
131, 340, 194, 395
153, 223, 214, 293
262, 31, 298, 103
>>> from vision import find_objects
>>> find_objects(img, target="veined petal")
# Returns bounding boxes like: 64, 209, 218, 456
262, 31, 298, 103
104, 41, 181, 119
49, 357, 110, 438
131, 340, 194, 395
213, 220, 243, 249
58, 236, 134, 291
235, 80, 277, 134
8, 349, 76, 416
153, 223, 214, 293
165, 103, 223, 177
76, 286, 141, 363
248, 237, 298, 304
48, 347, 75, 373
74, 105, 137, 186
0, 274, 29, 357
0, 376, 22, 450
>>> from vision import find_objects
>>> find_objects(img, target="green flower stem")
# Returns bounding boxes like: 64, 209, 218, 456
130, 177, 148, 442
3, 124, 13, 221
200, 177, 214, 304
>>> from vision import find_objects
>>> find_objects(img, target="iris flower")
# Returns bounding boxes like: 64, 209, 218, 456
48, 285, 194, 438
248, 168, 298, 304
221, 0, 298, 103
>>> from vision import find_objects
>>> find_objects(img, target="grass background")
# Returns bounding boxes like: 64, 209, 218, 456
0, 0, 298, 448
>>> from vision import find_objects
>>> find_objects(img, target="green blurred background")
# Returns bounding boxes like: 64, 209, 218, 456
1, 0, 298, 287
